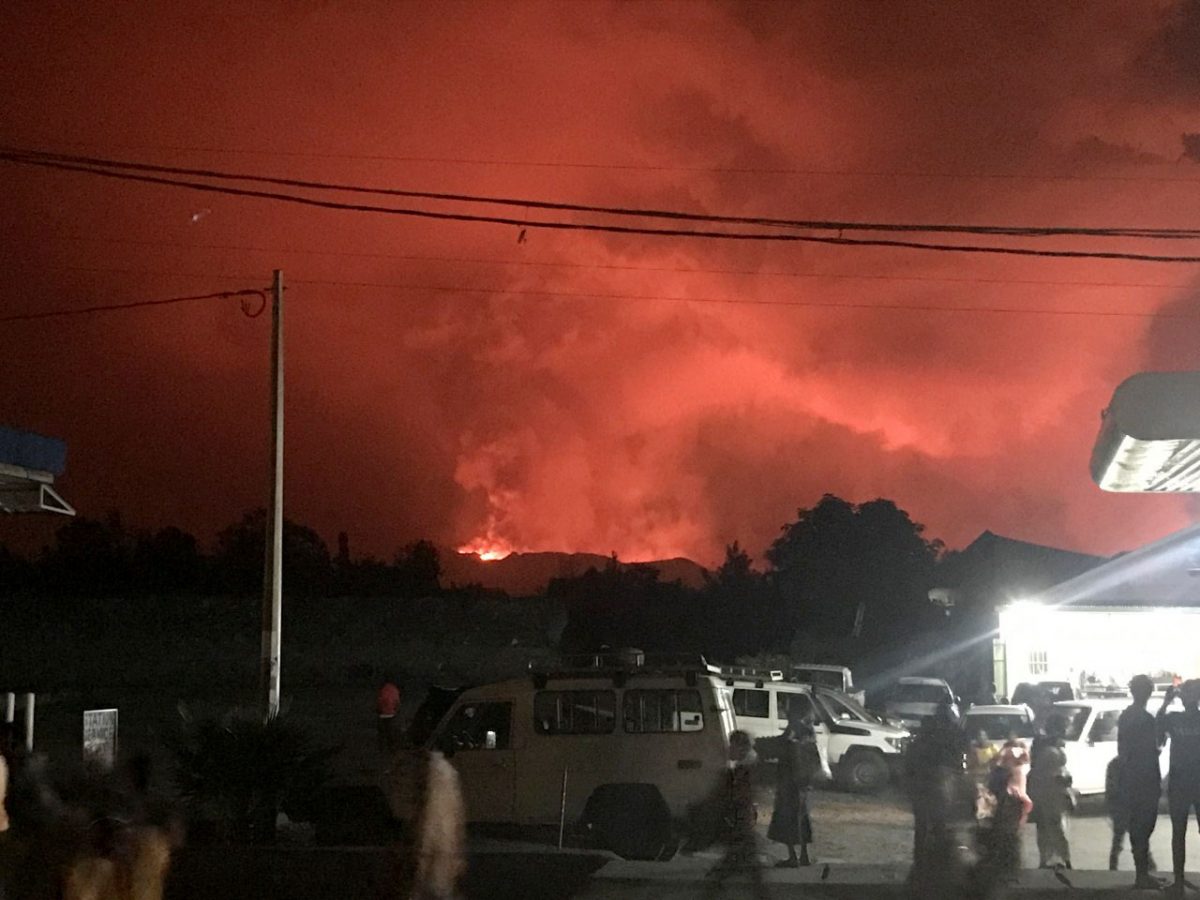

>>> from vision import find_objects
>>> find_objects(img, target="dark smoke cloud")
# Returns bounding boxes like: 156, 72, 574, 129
0, 1, 1196, 565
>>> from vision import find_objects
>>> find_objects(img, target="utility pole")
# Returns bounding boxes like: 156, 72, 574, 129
260, 269, 284, 722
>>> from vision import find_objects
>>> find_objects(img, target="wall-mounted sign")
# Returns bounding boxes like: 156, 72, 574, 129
83, 708, 118, 768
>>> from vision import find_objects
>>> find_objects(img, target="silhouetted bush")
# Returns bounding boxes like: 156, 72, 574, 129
168, 708, 338, 844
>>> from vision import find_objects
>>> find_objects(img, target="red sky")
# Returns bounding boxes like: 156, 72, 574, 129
3, 1, 1200, 566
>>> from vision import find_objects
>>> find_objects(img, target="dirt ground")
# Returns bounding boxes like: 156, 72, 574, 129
756, 781, 1200, 876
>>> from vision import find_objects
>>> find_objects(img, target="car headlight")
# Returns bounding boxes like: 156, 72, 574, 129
885, 736, 907, 751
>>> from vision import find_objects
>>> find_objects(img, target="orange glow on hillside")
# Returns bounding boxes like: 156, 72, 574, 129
457, 538, 514, 562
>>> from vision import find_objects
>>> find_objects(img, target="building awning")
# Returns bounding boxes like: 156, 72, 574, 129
0, 426, 74, 515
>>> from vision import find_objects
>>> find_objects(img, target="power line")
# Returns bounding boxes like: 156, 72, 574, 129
26, 265, 1194, 320
284, 277, 1199, 320
4, 147, 1200, 240
6, 150, 1200, 263
0, 154, 845, 242
17, 138, 1200, 185
32, 231, 1191, 290
0, 287, 267, 323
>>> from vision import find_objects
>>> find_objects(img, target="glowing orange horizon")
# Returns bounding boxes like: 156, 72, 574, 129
456, 538, 515, 562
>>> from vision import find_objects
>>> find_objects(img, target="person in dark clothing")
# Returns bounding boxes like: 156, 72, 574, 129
377, 677, 402, 760
906, 701, 966, 889
1158, 679, 1200, 895
1106, 756, 1130, 870
1114, 674, 1163, 887
768, 709, 822, 867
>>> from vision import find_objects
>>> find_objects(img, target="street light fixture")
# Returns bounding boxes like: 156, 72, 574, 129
1090, 371, 1200, 492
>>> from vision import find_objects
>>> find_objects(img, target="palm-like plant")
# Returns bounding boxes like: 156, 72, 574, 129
169, 708, 338, 843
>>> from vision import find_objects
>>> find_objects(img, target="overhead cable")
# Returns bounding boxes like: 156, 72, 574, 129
11, 139, 1200, 184
3, 147, 1199, 240
20, 265, 1197, 320
31, 231, 1189, 289
0, 288, 268, 323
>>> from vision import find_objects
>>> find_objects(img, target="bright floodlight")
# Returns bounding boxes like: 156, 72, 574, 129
1091, 371, 1200, 492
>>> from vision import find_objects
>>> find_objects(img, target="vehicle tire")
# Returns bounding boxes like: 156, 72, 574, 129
581, 783, 674, 860
837, 749, 889, 793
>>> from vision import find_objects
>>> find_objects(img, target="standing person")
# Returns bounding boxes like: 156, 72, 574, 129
905, 702, 966, 888
768, 709, 822, 867
968, 730, 1000, 821
1028, 714, 1073, 870
378, 676, 402, 760
1158, 679, 1200, 896
704, 730, 769, 900
971, 738, 1032, 897
1114, 674, 1162, 887
1106, 756, 1129, 872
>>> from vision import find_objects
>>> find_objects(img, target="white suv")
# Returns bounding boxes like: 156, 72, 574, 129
721, 672, 910, 792
1050, 698, 1128, 795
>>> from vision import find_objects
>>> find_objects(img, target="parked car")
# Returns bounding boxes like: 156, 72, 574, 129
790, 663, 866, 706
1049, 698, 1128, 795
884, 676, 958, 731
1011, 681, 1075, 709
389, 654, 735, 859
962, 704, 1036, 749
720, 668, 910, 792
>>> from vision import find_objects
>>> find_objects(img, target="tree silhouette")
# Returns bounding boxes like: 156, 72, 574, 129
0, 543, 35, 596
393, 540, 441, 597
697, 542, 786, 659
132, 526, 203, 594
213, 509, 332, 597
39, 511, 132, 596
767, 494, 942, 648
712, 541, 755, 588
553, 560, 691, 653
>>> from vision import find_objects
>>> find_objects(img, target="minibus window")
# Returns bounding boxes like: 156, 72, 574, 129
534, 690, 617, 734
732, 689, 769, 718
438, 701, 512, 752
623, 689, 705, 733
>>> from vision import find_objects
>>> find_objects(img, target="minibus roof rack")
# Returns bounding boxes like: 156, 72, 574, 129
527, 650, 711, 682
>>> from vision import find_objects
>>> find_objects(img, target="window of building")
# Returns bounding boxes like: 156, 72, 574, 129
623, 689, 704, 733
1028, 650, 1049, 675
534, 690, 616, 735
732, 688, 770, 719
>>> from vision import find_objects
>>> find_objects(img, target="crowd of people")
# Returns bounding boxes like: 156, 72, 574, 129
696, 674, 1200, 898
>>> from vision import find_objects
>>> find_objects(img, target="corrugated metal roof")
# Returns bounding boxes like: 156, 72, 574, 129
1039, 521, 1200, 608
